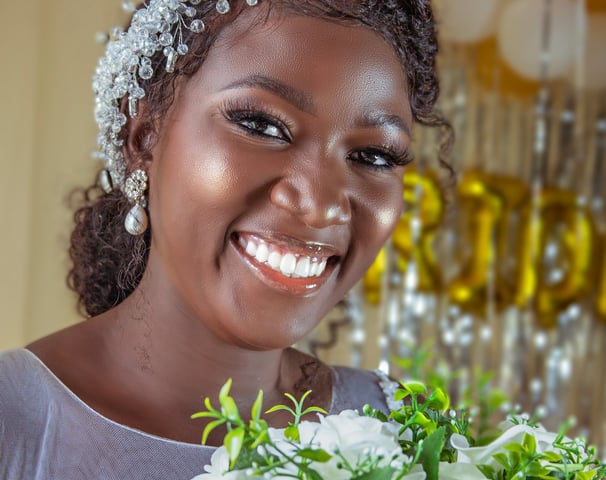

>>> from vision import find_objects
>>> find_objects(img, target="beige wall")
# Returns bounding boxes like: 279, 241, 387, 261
0, 1, 125, 349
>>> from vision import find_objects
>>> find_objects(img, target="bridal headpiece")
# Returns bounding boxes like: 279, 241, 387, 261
93, 0, 259, 195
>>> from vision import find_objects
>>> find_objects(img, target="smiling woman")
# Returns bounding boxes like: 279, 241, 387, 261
0, 1, 450, 479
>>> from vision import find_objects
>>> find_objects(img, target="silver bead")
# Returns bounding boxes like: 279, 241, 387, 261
99, 169, 113, 193
128, 95, 139, 118
189, 19, 205, 33
216, 0, 230, 14
165, 48, 177, 73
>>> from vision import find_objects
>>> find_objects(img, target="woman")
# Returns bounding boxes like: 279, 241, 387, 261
0, 0, 449, 478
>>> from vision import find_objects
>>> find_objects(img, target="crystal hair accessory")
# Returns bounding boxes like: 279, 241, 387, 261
93, 0, 259, 193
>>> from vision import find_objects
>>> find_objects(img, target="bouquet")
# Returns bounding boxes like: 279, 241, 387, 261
190, 379, 606, 480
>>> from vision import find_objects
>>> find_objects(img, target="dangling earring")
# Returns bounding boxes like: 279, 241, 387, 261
124, 169, 149, 236
98, 168, 114, 194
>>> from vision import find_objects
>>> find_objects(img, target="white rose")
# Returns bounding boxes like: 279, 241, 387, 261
450, 424, 563, 470
297, 410, 409, 478
192, 446, 252, 480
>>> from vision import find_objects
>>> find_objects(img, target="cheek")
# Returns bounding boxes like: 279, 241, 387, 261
346, 178, 402, 282
362, 177, 404, 246
150, 131, 241, 219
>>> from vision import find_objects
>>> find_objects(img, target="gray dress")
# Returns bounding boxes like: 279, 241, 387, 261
0, 349, 396, 479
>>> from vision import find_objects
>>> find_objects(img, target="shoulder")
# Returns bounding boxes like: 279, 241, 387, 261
0, 348, 50, 406
0, 349, 59, 478
0, 349, 214, 479
0, 348, 53, 445
330, 365, 401, 415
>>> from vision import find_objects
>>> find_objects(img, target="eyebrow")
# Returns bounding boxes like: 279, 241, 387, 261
355, 112, 411, 137
222, 74, 316, 115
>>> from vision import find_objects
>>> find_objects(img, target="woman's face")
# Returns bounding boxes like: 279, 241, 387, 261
146, 9, 412, 349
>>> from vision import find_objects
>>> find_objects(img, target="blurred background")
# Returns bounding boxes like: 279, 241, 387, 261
1, 0, 605, 456
309, 0, 606, 454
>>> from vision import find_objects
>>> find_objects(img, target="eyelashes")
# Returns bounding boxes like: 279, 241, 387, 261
219, 98, 293, 143
348, 146, 414, 170
219, 97, 412, 170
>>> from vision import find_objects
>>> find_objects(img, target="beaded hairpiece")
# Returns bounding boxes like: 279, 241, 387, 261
94, 0, 259, 194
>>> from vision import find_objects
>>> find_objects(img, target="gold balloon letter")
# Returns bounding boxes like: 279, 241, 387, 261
363, 170, 444, 303
448, 170, 528, 316
516, 188, 594, 328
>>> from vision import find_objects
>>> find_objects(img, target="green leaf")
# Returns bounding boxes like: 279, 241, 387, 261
250, 429, 269, 449
219, 378, 233, 404
426, 387, 450, 412
363, 404, 388, 422
403, 381, 428, 396
224, 426, 245, 467
394, 389, 411, 402
410, 411, 432, 428
487, 390, 508, 410
284, 424, 300, 442
522, 432, 537, 452
302, 406, 328, 416
304, 469, 325, 480
283, 392, 299, 406
249, 418, 268, 436
476, 464, 496, 478
221, 397, 241, 422
390, 411, 409, 424
419, 426, 445, 480
541, 451, 562, 462
492, 452, 511, 469
204, 397, 215, 412
297, 448, 332, 462
504, 443, 526, 455
201, 418, 225, 445
251, 390, 263, 421
190, 410, 218, 419
576, 471, 598, 480
265, 404, 295, 416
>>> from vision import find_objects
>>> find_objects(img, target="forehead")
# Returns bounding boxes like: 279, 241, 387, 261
187, 9, 412, 125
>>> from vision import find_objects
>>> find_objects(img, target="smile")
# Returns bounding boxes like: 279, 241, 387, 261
233, 232, 340, 295
237, 234, 334, 278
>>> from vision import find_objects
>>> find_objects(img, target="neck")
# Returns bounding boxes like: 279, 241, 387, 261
103, 286, 291, 411
78, 258, 331, 443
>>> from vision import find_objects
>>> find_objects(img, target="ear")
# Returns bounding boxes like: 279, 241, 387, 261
120, 98, 157, 172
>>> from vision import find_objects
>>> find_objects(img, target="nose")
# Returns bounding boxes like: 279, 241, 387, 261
269, 161, 352, 228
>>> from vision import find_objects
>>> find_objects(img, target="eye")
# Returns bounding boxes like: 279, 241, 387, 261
238, 116, 287, 140
348, 147, 413, 170
220, 100, 292, 143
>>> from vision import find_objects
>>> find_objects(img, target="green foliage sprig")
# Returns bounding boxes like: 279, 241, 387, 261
191, 378, 606, 480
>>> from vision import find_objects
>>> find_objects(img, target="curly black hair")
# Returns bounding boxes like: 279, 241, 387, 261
68, 0, 453, 317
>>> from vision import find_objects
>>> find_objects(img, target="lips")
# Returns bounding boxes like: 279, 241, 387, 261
233, 232, 340, 294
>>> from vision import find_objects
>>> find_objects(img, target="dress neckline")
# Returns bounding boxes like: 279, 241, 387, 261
19, 347, 338, 449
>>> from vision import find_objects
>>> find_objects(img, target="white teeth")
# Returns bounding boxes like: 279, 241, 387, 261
239, 236, 331, 279
245, 241, 257, 256
255, 243, 269, 263
294, 257, 310, 277
268, 251, 281, 269
280, 253, 297, 275
317, 260, 327, 276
